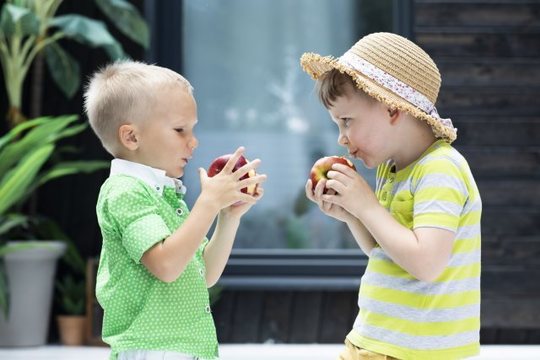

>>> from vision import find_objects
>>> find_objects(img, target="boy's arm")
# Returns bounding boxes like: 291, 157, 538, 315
203, 212, 240, 287
141, 194, 221, 283
344, 216, 377, 257
324, 163, 456, 282
203, 186, 265, 287
359, 207, 454, 282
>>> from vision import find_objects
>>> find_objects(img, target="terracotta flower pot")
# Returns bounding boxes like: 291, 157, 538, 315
57, 315, 86, 346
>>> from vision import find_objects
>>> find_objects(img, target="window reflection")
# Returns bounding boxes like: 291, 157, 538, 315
182, 0, 392, 249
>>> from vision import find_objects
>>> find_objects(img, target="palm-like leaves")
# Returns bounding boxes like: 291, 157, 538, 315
0, 0, 149, 127
0, 115, 108, 316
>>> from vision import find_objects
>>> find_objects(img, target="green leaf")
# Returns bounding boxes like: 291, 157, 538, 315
0, 214, 28, 237
36, 160, 109, 187
0, 145, 54, 215
55, 122, 87, 141
63, 240, 86, 275
0, 117, 49, 152
44, 42, 80, 99
0, 115, 78, 176
51, 15, 125, 59
0, 3, 39, 37
95, 0, 149, 49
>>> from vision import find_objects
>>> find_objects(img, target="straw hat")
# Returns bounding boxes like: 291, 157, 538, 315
300, 32, 457, 143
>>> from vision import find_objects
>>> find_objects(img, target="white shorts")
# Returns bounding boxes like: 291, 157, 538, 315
118, 350, 197, 360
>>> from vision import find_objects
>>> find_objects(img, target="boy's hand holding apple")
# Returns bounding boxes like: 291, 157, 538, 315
199, 148, 265, 216
306, 156, 357, 223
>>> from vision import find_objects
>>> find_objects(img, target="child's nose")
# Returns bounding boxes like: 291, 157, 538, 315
338, 132, 348, 146
190, 136, 199, 150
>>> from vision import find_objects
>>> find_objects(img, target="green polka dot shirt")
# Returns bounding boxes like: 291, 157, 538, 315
95, 159, 218, 360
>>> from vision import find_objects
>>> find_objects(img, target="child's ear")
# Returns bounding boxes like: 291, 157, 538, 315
118, 124, 139, 150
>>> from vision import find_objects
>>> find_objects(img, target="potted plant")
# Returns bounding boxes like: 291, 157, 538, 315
0, 116, 108, 346
56, 274, 86, 345
0, 0, 149, 346
55, 226, 88, 346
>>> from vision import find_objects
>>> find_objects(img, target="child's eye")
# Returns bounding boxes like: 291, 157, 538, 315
174, 128, 184, 133
342, 118, 352, 127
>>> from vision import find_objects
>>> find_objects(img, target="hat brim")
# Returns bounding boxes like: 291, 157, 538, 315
300, 52, 456, 143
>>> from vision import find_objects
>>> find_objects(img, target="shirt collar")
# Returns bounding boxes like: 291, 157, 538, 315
110, 159, 187, 196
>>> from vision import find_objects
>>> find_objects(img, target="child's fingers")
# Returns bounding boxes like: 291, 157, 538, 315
327, 170, 349, 183
332, 163, 357, 177
314, 178, 327, 199
326, 178, 346, 194
237, 174, 267, 189
235, 192, 259, 205
222, 146, 245, 174
234, 158, 261, 180
254, 186, 265, 199
305, 180, 316, 201
198, 167, 208, 181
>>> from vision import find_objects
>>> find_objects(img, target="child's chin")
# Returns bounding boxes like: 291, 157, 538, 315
168, 168, 184, 178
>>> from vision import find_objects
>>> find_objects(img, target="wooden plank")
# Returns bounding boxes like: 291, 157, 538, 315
482, 237, 540, 266
229, 291, 263, 343
416, 33, 540, 57
482, 267, 540, 295
415, 0, 540, 4
497, 329, 529, 343
213, 290, 235, 343
289, 292, 323, 343
415, 3, 540, 27
436, 87, 540, 116
318, 292, 355, 343
480, 328, 499, 344
456, 146, 540, 178
481, 209, 540, 237
452, 117, 540, 146
476, 179, 540, 207
438, 59, 540, 87
259, 291, 294, 343
527, 330, 540, 343
416, 25, 540, 34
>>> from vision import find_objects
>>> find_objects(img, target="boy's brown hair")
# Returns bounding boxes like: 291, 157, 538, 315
316, 69, 375, 109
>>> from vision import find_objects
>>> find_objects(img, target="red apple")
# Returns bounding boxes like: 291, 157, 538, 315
208, 154, 257, 195
309, 156, 356, 193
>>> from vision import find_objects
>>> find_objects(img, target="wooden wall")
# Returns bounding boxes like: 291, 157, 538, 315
414, 0, 540, 343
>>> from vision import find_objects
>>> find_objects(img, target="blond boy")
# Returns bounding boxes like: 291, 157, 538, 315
85, 61, 266, 360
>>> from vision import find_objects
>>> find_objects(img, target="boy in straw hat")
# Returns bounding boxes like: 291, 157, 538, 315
302, 33, 481, 359
84, 61, 266, 360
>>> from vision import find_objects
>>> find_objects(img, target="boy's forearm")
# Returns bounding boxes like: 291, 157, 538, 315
357, 205, 427, 279
345, 216, 377, 256
203, 212, 240, 287
142, 195, 220, 282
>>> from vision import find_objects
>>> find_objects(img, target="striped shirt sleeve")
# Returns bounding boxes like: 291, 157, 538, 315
412, 157, 469, 232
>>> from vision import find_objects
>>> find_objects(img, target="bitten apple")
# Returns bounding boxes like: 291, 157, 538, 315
310, 156, 356, 193
208, 154, 257, 195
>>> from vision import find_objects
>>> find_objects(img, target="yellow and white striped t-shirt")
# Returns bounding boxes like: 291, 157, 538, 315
347, 140, 482, 360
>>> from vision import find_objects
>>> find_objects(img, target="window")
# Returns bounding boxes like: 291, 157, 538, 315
171, 0, 396, 249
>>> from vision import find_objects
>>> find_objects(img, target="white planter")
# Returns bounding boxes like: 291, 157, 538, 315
0, 241, 66, 346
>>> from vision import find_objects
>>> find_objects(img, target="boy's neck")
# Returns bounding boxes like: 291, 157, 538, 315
392, 132, 437, 171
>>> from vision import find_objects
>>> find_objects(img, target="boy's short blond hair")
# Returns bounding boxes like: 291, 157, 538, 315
84, 61, 193, 156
